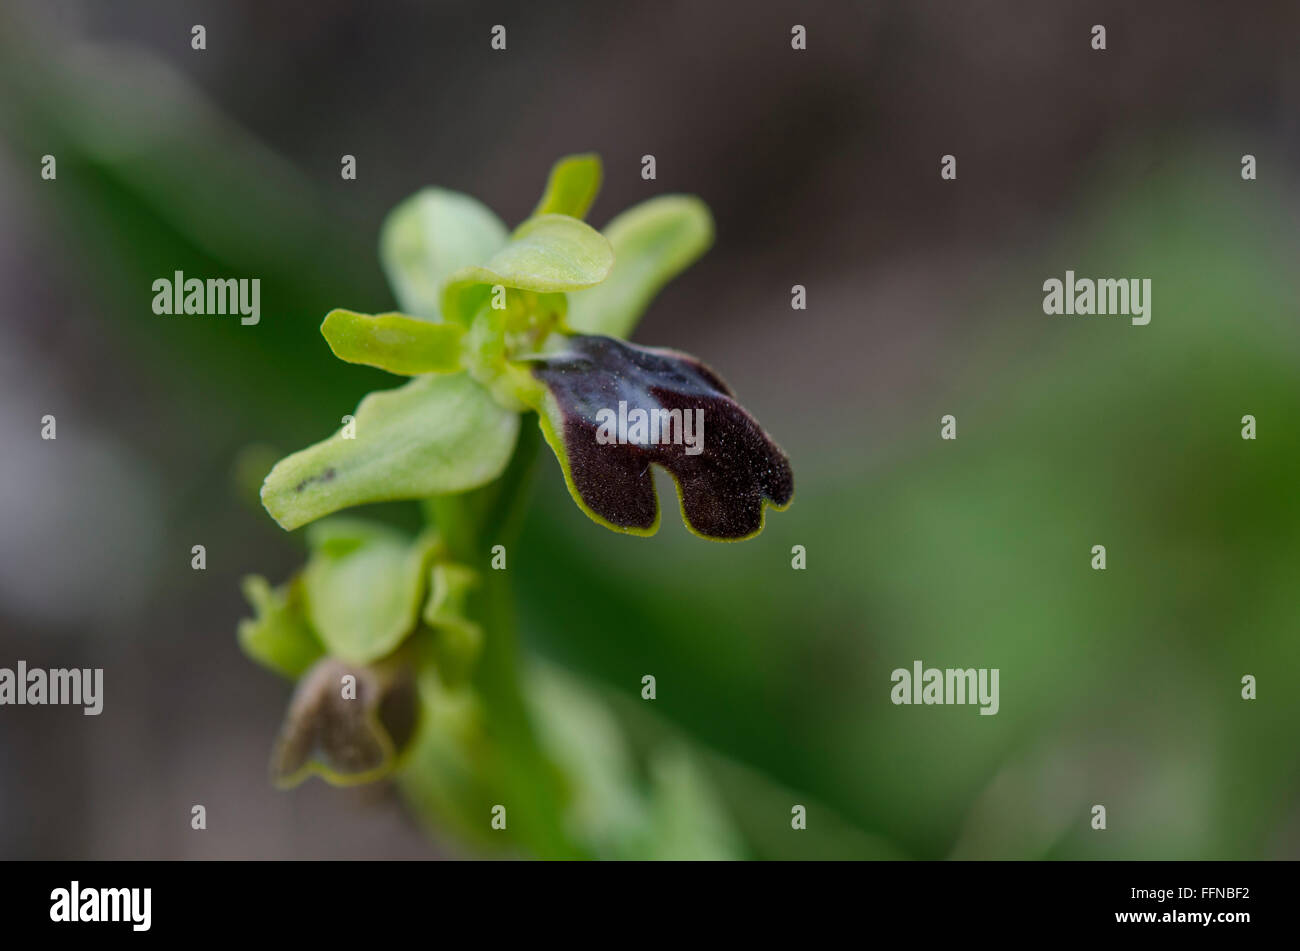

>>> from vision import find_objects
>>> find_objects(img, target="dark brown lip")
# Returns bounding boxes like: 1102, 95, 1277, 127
532, 334, 793, 539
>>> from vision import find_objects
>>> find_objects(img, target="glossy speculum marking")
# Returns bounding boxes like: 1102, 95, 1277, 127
531, 334, 793, 539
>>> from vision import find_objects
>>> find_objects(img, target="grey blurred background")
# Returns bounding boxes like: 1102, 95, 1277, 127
1, 0, 1298, 859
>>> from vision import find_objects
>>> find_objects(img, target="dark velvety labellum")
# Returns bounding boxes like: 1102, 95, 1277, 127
531, 334, 793, 539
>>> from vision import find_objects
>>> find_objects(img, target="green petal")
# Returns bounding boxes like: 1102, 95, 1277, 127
566, 195, 714, 339
441, 214, 614, 323
237, 574, 325, 679
379, 188, 509, 320
531, 153, 603, 219
302, 519, 440, 664
261, 372, 520, 531
321, 308, 465, 376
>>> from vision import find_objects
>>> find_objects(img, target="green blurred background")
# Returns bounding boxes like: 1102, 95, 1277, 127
1, 0, 1297, 858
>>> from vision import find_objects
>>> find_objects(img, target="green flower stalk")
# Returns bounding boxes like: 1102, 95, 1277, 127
237, 153, 792, 858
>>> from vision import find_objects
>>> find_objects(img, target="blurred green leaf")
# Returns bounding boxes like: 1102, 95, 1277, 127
526, 662, 650, 857
302, 519, 439, 664
531, 153, 603, 219
525, 664, 744, 859
321, 308, 465, 376
261, 372, 521, 531
237, 575, 325, 679
566, 196, 713, 339
441, 215, 614, 323
0, 33, 385, 442
642, 746, 745, 860
380, 188, 509, 320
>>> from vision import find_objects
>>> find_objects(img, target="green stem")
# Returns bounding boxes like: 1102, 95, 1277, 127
423, 422, 583, 857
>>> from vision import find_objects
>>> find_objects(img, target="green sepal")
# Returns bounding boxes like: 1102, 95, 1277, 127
321, 308, 465, 376
301, 518, 441, 665
379, 187, 509, 320
441, 214, 614, 324
237, 574, 326, 679
531, 153, 603, 220
261, 372, 521, 531
565, 195, 713, 339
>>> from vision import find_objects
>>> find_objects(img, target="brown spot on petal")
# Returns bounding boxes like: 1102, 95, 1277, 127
531, 334, 793, 539
293, 467, 336, 494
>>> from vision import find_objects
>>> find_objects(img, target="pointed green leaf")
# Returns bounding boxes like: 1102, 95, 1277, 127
237, 575, 325, 679
261, 372, 520, 531
531, 153, 603, 219
379, 188, 509, 320
566, 195, 714, 339
321, 308, 465, 376
302, 519, 440, 664
441, 214, 614, 323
